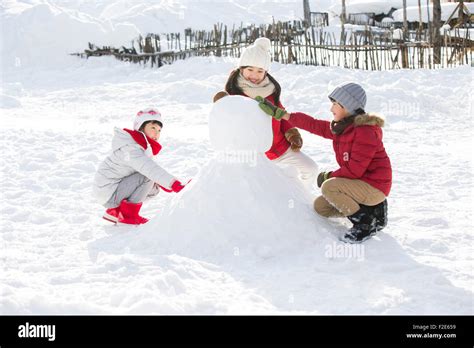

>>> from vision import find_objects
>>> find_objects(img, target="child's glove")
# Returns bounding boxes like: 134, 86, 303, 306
317, 171, 332, 188
255, 96, 287, 120
285, 128, 303, 152
159, 179, 192, 193
171, 180, 185, 193
213, 91, 228, 103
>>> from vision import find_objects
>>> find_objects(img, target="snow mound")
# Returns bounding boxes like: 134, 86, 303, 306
81, 0, 305, 34
209, 95, 273, 152
133, 156, 328, 262
133, 97, 331, 262
0, 1, 139, 69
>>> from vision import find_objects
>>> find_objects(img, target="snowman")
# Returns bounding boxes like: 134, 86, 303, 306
135, 94, 330, 261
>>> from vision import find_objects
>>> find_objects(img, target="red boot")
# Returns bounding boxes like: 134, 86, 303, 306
103, 207, 122, 223
118, 200, 149, 225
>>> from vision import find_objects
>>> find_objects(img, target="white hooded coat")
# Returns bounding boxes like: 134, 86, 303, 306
93, 127, 176, 205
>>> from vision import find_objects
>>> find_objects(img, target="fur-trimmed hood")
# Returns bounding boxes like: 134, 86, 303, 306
354, 113, 385, 127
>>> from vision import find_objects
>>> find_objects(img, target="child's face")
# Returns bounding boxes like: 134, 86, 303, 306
330, 101, 350, 122
241, 66, 266, 84
143, 122, 161, 141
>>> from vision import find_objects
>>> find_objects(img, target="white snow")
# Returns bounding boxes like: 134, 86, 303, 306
329, 0, 421, 17
130, 94, 321, 263
392, 3, 474, 23
209, 95, 273, 152
0, 1, 140, 70
47, 0, 306, 34
0, 0, 473, 315
0, 0, 314, 70
132, 142, 320, 264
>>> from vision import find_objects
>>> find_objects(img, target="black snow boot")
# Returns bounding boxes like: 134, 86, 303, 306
373, 199, 388, 231
342, 205, 377, 243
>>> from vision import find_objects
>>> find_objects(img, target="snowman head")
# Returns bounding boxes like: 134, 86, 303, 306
209, 95, 273, 153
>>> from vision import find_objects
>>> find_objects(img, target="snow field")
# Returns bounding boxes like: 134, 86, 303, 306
1, 55, 472, 314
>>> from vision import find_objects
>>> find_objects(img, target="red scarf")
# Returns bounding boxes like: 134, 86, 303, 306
123, 128, 162, 156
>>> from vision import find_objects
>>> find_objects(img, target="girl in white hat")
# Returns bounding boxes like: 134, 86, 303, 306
93, 108, 189, 225
224, 37, 318, 190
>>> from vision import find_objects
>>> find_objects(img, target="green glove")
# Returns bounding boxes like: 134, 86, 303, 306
317, 171, 332, 188
255, 96, 287, 120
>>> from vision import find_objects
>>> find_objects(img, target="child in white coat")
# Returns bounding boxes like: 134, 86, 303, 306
93, 108, 188, 225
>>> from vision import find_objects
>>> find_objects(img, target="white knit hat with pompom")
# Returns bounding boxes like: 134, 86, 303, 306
238, 37, 272, 71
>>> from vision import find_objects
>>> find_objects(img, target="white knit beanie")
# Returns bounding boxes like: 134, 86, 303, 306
133, 108, 163, 131
238, 37, 272, 71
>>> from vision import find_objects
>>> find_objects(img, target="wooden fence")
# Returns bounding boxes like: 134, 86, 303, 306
74, 20, 474, 70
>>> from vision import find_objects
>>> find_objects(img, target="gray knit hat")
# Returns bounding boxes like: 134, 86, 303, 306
328, 82, 367, 115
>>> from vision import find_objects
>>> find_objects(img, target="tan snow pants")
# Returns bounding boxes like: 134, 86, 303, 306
314, 177, 386, 217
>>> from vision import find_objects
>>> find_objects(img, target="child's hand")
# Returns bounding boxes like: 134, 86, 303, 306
255, 96, 288, 120
285, 128, 303, 152
159, 179, 191, 193
317, 171, 332, 188
213, 91, 228, 103
171, 180, 185, 193
171, 179, 192, 193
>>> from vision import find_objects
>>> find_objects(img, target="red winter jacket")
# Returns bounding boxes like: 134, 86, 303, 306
289, 112, 392, 196
231, 92, 293, 160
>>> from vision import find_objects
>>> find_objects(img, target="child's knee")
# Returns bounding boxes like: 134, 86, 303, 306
146, 185, 160, 199
320, 177, 338, 196
140, 178, 155, 192
313, 195, 331, 217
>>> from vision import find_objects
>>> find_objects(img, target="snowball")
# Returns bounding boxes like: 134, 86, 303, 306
209, 95, 273, 152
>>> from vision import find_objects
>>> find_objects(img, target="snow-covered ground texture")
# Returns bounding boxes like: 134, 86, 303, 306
1, 52, 473, 314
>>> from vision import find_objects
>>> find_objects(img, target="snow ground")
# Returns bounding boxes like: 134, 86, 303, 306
1, 54, 473, 314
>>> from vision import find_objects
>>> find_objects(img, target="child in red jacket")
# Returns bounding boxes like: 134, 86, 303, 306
257, 82, 392, 243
